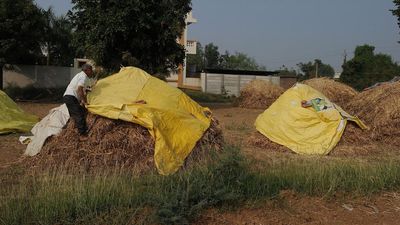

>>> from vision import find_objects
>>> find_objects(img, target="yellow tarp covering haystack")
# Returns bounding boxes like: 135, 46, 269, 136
0, 90, 38, 134
255, 83, 366, 155
87, 67, 211, 175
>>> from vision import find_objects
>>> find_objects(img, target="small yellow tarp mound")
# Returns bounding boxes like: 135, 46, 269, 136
0, 90, 38, 134
87, 67, 211, 175
255, 83, 366, 155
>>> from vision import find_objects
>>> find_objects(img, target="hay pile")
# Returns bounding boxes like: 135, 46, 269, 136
303, 77, 358, 108
331, 122, 377, 156
247, 131, 291, 153
345, 81, 400, 146
247, 122, 374, 156
238, 80, 284, 109
29, 113, 223, 173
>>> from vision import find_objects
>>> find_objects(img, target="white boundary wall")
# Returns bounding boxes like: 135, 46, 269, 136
3, 65, 80, 88
201, 72, 280, 96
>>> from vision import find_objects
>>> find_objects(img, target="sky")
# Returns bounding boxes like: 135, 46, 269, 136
35, 0, 400, 72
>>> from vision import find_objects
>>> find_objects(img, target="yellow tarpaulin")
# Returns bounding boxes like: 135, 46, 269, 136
0, 90, 38, 134
255, 83, 366, 155
87, 67, 211, 175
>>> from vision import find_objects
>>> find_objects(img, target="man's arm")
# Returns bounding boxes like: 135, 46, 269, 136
77, 85, 87, 105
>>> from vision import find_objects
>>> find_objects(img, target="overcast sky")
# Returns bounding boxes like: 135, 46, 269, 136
35, 0, 400, 72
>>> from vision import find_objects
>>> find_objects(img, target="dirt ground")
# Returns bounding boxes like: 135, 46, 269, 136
1, 103, 400, 224
0, 103, 58, 167
197, 191, 400, 225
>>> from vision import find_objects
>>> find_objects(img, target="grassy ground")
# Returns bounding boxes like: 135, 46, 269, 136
2, 147, 400, 225
2, 103, 400, 224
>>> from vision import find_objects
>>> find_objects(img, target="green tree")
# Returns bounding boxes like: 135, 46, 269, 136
392, 0, 400, 40
297, 59, 334, 80
0, 0, 46, 89
340, 44, 400, 90
186, 42, 205, 72
43, 8, 75, 66
220, 51, 266, 70
204, 43, 221, 69
191, 42, 266, 71
69, 0, 191, 75
278, 65, 298, 77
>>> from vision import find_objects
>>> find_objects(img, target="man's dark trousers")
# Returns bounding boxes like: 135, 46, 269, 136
63, 95, 87, 135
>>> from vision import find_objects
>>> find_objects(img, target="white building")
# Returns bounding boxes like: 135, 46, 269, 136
167, 12, 199, 89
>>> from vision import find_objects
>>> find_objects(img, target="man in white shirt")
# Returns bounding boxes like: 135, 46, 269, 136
63, 64, 94, 136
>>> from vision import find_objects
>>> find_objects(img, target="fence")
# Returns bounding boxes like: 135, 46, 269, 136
3, 65, 80, 89
200, 72, 280, 96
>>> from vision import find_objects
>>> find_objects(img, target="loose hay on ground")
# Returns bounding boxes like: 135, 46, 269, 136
238, 80, 284, 109
28, 114, 223, 174
345, 81, 400, 147
246, 131, 292, 153
331, 122, 378, 157
303, 78, 358, 109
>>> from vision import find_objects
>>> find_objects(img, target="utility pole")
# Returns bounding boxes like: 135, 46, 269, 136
315, 60, 319, 78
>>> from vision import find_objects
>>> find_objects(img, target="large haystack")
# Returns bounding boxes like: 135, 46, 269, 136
29, 114, 223, 173
303, 77, 358, 108
247, 123, 376, 157
238, 80, 284, 109
346, 81, 400, 146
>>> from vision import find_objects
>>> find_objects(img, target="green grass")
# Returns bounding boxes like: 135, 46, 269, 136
2, 147, 400, 225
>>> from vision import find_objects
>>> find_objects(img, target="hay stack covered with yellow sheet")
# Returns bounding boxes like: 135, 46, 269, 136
31, 67, 223, 175
238, 79, 284, 109
0, 90, 38, 134
251, 83, 367, 155
303, 77, 358, 109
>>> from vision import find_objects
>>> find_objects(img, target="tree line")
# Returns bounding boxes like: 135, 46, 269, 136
2, 0, 400, 91
0, 0, 191, 74
186, 42, 266, 72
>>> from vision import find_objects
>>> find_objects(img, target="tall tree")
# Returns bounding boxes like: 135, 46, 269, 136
69, 0, 191, 75
204, 43, 221, 69
186, 42, 205, 72
43, 8, 75, 66
341, 44, 400, 90
220, 51, 266, 70
297, 59, 334, 80
278, 65, 298, 77
0, 0, 45, 89
190, 42, 266, 71
392, 0, 400, 41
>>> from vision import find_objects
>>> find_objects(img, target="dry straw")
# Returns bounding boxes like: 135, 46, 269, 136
303, 77, 358, 109
247, 119, 375, 157
238, 79, 284, 109
247, 125, 375, 157
246, 131, 291, 153
345, 81, 400, 146
28, 114, 223, 174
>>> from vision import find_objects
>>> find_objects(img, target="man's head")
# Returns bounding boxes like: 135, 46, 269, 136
82, 64, 94, 77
